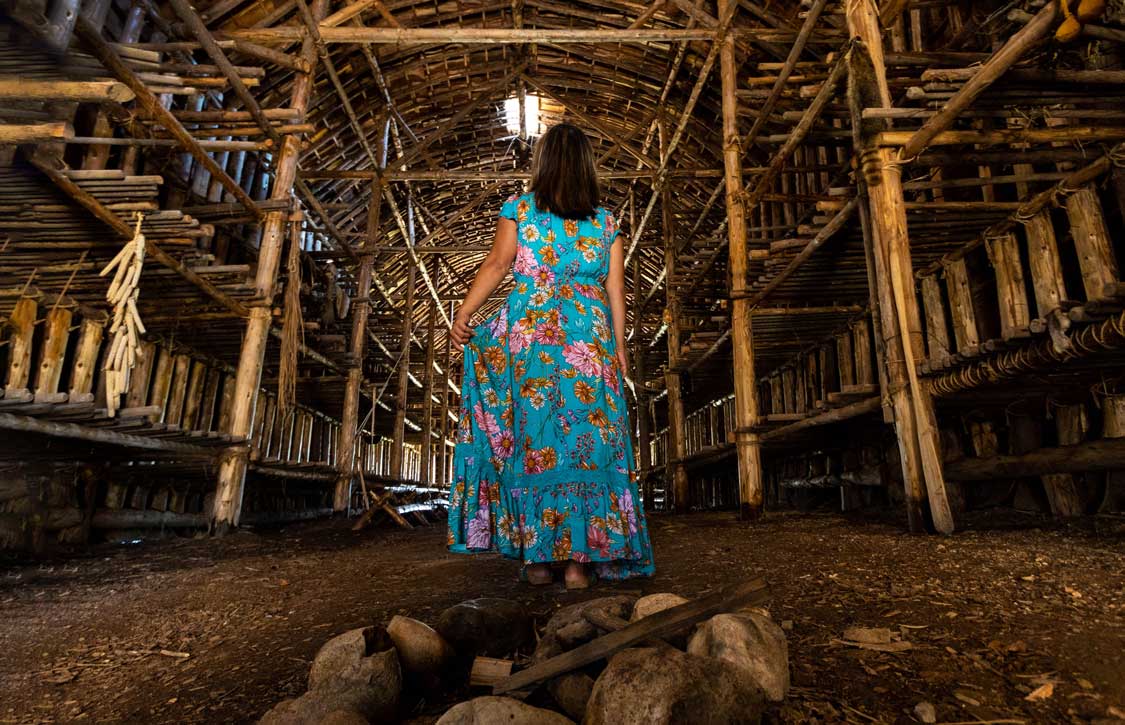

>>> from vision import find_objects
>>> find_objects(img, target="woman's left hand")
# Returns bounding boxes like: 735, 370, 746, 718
616, 347, 630, 381
451, 309, 474, 347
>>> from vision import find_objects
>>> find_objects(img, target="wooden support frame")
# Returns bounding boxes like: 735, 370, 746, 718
391, 263, 416, 478
662, 177, 689, 513
211, 0, 327, 532
986, 232, 1031, 340
227, 26, 785, 45
846, 2, 954, 534
1023, 211, 1068, 319
943, 258, 980, 356
1064, 186, 1120, 302
420, 298, 437, 486
719, 0, 763, 521
335, 181, 381, 511
4, 298, 37, 396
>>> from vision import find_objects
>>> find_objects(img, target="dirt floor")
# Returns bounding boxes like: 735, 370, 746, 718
0, 510, 1123, 724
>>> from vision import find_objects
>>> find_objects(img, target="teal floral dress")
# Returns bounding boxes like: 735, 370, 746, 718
447, 193, 655, 581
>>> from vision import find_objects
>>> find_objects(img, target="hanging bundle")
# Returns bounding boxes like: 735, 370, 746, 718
99, 212, 147, 417
277, 218, 304, 421
1056, 0, 1108, 42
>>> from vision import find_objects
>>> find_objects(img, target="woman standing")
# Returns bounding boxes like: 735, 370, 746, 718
447, 123, 655, 588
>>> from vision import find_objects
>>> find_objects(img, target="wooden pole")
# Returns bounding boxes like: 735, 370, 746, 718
662, 212, 689, 512
420, 297, 437, 487
211, 0, 326, 532
945, 427, 1125, 480
719, 0, 763, 521
846, 3, 954, 534
334, 179, 382, 512
226, 26, 779, 45
438, 303, 453, 489
632, 257, 652, 492
4, 298, 37, 395
391, 262, 416, 478
0, 79, 134, 102
658, 115, 689, 513
0, 412, 210, 454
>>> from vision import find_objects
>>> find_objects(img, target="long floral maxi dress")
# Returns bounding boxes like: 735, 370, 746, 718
447, 193, 656, 581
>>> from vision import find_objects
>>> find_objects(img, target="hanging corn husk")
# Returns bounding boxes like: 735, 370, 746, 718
99, 213, 147, 417
277, 219, 304, 421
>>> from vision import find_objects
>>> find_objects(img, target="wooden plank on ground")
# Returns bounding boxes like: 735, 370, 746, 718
492, 577, 770, 694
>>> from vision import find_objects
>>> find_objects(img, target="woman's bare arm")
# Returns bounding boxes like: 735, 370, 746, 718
451, 218, 518, 346
605, 235, 630, 379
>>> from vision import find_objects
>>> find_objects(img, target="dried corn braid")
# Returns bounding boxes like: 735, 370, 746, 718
99, 213, 147, 417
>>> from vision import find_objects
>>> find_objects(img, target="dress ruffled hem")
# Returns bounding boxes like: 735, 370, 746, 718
447, 468, 655, 581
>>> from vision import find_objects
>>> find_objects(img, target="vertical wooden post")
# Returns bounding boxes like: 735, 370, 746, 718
148, 348, 174, 423
125, 340, 155, 409
817, 344, 833, 405
1065, 186, 1119, 301
719, 0, 763, 520
794, 359, 808, 415
181, 360, 208, 430
1023, 211, 1068, 318
211, 0, 326, 531
1041, 404, 1087, 517
34, 305, 73, 401
944, 258, 980, 356
68, 316, 105, 399
4, 298, 37, 396
439, 302, 453, 489
199, 368, 221, 432
632, 257, 653, 508
662, 182, 689, 513
420, 295, 437, 487
919, 275, 950, 362
836, 331, 855, 388
987, 232, 1031, 340
855, 317, 873, 385
335, 178, 381, 511
391, 262, 416, 478
165, 353, 192, 427
254, 394, 274, 452
846, 2, 954, 534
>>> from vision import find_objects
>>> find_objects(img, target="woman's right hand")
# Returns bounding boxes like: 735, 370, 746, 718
450, 308, 474, 347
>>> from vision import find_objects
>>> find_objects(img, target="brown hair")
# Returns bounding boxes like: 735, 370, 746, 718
530, 123, 600, 220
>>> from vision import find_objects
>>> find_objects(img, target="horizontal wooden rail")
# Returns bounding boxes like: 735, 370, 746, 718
945, 437, 1125, 481
0, 412, 215, 454
224, 26, 838, 44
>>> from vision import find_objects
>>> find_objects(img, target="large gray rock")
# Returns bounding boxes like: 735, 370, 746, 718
548, 672, 595, 721
630, 593, 689, 622
435, 696, 573, 725
436, 598, 532, 657
258, 691, 369, 725
306, 626, 401, 721
687, 613, 789, 701
584, 647, 766, 725
387, 615, 453, 677
540, 595, 636, 650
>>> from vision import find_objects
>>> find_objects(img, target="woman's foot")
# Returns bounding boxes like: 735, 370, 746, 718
564, 561, 591, 590
525, 563, 552, 586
